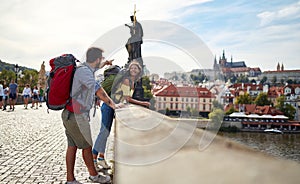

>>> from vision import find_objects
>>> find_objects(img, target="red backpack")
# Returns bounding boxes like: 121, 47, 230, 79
45, 54, 79, 111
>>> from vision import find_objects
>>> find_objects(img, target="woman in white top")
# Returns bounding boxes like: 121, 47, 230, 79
31, 86, 39, 109
22, 84, 32, 109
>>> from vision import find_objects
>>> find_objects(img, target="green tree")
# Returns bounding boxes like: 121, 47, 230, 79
276, 96, 296, 120
286, 79, 293, 84
142, 76, 153, 100
191, 108, 199, 117
19, 69, 38, 88
208, 108, 225, 129
254, 92, 271, 106
0, 69, 15, 83
225, 106, 236, 115
186, 106, 191, 116
272, 76, 277, 84
236, 93, 252, 105
260, 76, 267, 85
236, 75, 249, 83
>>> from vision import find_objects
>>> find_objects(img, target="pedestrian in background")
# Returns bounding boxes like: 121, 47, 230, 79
22, 84, 31, 109
8, 80, 18, 111
2, 84, 9, 111
39, 87, 44, 107
0, 80, 4, 109
31, 86, 39, 109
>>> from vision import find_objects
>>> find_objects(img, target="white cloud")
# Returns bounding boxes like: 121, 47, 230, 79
0, 0, 211, 71
257, 1, 300, 26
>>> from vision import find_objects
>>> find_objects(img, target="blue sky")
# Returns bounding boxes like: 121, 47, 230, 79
172, 0, 300, 71
0, 0, 299, 73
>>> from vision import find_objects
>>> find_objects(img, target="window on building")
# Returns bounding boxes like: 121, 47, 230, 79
171, 97, 173, 101
203, 98, 206, 102
170, 103, 173, 109
164, 97, 166, 101
176, 98, 178, 101
175, 103, 178, 109
186, 98, 188, 102
203, 104, 206, 110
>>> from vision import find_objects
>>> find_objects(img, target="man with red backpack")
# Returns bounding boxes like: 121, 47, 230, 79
61, 47, 118, 184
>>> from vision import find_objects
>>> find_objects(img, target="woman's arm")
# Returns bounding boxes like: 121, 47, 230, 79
95, 87, 116, 109
126, 96, 150, 107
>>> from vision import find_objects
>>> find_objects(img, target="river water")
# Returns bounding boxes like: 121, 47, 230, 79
218, 132, 300, 163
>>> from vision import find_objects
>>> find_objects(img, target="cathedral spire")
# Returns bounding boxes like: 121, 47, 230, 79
277, 62, 280, 71
222, 49, 226, 60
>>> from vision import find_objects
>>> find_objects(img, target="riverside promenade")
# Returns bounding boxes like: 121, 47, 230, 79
0, 104, 114, 184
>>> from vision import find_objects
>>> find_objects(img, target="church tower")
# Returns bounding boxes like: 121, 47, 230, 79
277, 62, 280, 71
219, 50, 227, 67
213, 55, 218, 70
281, 63, 284, 71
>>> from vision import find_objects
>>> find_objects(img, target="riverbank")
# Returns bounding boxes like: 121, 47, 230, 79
219, 131, 300, 163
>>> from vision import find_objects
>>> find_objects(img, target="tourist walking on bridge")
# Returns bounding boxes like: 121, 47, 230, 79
8, 80, 18, 111
22, 84, 31, 109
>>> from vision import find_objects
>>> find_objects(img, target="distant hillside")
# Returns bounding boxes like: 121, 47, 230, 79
0, 59, 37, 72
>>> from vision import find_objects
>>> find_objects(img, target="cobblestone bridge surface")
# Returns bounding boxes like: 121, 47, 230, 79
0, 104, 113, 184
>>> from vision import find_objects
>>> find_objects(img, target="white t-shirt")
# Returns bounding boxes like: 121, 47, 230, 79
22, 87, 32, 96
0, 84, 4, 96
33, 89, 39, 96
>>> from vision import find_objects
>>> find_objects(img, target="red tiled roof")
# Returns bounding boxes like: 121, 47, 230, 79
251, 67, 261, 72
154, 84, 214, 98
225, 104, 284, 116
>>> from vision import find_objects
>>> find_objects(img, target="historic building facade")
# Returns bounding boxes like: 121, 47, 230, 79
154, 84, 215, 117
260, 63, 300, 84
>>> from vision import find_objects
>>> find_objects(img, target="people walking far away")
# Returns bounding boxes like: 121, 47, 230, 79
92, 59, 150, 171
2, 84, 9, 111
22, 84, 32, 109
9, 80, 18, 111
0, 80, 4, 109
61, 47, 119, 184
31, 86, 39, 109
39, 87, 44, 107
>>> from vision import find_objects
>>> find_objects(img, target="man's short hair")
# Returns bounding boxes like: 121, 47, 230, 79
86, 47, 104, 63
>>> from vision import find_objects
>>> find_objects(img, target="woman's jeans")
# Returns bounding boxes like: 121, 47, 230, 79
92, 103, 114, 155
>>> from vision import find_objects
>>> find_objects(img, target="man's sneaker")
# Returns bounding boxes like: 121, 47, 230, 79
65, 179, 83, 184
88, 175, 111, 183
97, 159, 111, 169
94, 162, 102, 172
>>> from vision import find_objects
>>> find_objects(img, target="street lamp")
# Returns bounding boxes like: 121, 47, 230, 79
14, 64, 19, 83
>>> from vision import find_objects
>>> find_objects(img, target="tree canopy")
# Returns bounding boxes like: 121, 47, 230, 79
254, 92, 271, 106
235, 92, 252, 105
